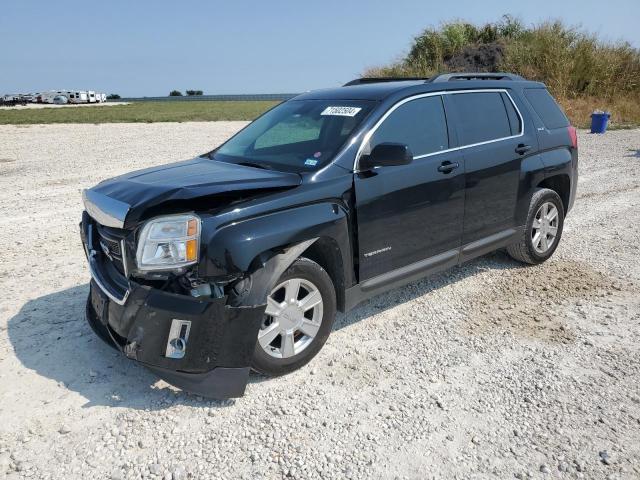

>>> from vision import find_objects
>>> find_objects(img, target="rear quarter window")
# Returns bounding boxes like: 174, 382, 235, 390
524, 88, 569, 130
500, 92, 522, 135
449, 92, 512, 146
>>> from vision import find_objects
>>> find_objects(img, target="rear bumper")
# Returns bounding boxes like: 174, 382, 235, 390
568, 149, 578, 214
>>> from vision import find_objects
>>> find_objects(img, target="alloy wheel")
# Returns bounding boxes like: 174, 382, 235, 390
258, 278, 324, 359
531, 201, 559, 254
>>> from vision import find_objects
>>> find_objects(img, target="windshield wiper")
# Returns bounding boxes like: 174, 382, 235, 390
237, 161, 272, 170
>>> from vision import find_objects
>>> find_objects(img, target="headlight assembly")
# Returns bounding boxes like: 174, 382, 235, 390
136, 214, 200, 271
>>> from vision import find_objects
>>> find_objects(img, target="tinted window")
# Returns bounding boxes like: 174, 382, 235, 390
450, 92, 512, 145
368, 96, 448, 157
215, 99, 374, 172
255, 116, 322, 149
501, 92, 522, 135
524, 88, 569, 130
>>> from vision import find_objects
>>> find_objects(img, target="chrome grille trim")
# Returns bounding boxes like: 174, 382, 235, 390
83, 189, 130, 229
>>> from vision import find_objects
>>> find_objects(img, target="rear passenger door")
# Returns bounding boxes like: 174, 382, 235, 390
446, 90, 536, 251
354, 95, 465, 280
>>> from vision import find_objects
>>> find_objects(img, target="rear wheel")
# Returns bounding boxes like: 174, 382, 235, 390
507, 188, 565, 264
251, 258, 336, 376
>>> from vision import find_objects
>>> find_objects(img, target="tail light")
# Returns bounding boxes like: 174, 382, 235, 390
568, 125, 578, 149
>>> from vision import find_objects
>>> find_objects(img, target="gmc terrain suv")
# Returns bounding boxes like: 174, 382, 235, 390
81, 73, 578, 398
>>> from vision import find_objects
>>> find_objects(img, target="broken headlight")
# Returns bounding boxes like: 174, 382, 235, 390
136, 214, 200, 271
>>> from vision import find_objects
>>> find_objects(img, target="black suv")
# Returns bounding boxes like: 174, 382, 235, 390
81, 73, 578, 398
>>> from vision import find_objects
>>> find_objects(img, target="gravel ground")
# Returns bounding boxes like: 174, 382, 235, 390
0, 123, 639, 480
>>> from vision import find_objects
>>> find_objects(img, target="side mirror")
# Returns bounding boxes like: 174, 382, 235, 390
359, 143, 413, 170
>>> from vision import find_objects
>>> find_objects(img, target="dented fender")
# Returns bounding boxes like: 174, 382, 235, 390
232, 238, 318, 306
200, 202, 353, 283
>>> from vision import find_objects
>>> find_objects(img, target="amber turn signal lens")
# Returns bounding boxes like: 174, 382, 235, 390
187, 218, 198, 236
186, 239, 198, 261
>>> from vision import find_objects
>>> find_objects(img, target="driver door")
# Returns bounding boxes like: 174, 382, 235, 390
354, 95, 465, 281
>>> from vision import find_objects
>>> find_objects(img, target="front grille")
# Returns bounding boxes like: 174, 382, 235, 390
95, 223, 129, 275
100, 237, 121, 256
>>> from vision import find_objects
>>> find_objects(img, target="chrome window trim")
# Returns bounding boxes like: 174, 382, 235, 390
353, 88, 525, 171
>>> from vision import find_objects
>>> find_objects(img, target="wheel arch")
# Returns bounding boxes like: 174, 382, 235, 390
537, 174, 571, 215
237, 235, 348, 311
299, 236, 346, 312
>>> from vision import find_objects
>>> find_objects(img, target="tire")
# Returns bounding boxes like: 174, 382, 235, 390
251, 257, 336, 376
507, 188, 565, 265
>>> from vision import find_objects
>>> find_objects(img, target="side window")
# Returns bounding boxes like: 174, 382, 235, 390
368, 96, 448, 157
501, 92, 522, 135
450, 92, 512, 146
524, 88, 569, 130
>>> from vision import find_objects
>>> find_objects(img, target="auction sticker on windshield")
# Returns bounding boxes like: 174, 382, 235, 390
321, 106, 362, 117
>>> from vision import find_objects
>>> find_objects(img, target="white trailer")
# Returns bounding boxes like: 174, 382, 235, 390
86, 91, 97, 103
40, 91, 64, 103
67, 91, 88, 104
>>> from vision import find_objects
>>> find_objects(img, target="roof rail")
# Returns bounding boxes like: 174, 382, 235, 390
343, 77, 431, 87
429, 72, 524, 83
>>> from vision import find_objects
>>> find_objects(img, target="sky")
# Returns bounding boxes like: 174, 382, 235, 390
2, 0, 639, 97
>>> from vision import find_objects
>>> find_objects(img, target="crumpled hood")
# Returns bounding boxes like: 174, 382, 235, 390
83, 157, 301, 229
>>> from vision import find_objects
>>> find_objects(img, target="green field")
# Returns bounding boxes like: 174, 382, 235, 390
0, 101, 279, 125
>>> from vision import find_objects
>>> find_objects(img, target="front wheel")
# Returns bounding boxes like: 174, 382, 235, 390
251, 257, 336, 376
507, 188, 565, 265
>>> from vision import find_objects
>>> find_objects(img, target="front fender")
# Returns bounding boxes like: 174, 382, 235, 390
201, 202, 351, 280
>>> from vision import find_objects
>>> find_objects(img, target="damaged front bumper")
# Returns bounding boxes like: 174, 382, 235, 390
81, 218, 265, 399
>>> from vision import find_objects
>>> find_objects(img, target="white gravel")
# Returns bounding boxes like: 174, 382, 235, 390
0, 123, 639, 480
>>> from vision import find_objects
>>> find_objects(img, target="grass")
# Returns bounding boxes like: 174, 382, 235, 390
364, 17, 640, 128
558, 96, 640, 129
0, 100, 279, 125
1, 91, 638, 131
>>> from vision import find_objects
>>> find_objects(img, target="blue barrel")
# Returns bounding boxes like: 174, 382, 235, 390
590, 112, 610, 134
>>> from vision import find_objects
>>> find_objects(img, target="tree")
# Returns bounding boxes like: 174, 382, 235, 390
106, 93, 120, 100
186, 90, 203, 96
169, 90, 183, 96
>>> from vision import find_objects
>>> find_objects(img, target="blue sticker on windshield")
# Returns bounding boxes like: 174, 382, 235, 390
304, 158, 318, 166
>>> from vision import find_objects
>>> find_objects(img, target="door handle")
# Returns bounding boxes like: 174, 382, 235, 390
515, 144, 532, 155
437, 161, 459, 174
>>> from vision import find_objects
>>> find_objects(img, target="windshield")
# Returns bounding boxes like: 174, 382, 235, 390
213, 99, 374, 172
